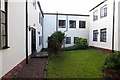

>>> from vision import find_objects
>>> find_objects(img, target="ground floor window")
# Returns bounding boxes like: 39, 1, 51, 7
0, 2, 8, 49
93, 30, 98, 41
66, 37, 71, 44
74, 37, 79, 44
39, 36, 42, 46
100, 28, 107, 42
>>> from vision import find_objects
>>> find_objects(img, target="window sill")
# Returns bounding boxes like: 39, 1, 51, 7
0, 46, 10, 50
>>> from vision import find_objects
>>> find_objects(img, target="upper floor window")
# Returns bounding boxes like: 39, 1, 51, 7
93, 30, 98, 41
0, 1, 8, 49
100, 5, 107, 18
100, 28, 107, 42
93, 10, 98, 21
59, 20, 66, 28
69, 20, 76, 28
32, 0, 36, 9
79, 21, 86, 28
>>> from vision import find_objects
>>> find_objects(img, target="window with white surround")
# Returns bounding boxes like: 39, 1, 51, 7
32, 0, 36, 9
93, 10, 98, 21
74, 37, 79, 44
93, 30, 98, 41
100, 28, 107, 42
100, 5, 107, 18
59, 20, 66, 28
39, 36, 42, 46
79, 21, 86, 28
0, 1, 8, 49
66, 37, 71, 44
69, 20, 76, 28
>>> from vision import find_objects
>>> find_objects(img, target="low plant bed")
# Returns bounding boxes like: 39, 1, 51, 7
104, 69, 120, 79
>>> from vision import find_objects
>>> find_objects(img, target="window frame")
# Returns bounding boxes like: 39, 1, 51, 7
100, 5, 107, 18
74, 37, 79, 44
58, 20, 66, 28
93, 30, 98, 41
79, 21, 86, 28
93, 10, 98, 21
66, 37, 71, 44
100, 28, 107, 42
69, 20, 76, 28
0, 1, 9, 49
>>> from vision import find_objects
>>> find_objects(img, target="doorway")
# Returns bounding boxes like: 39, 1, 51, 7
31, 28, 36, 53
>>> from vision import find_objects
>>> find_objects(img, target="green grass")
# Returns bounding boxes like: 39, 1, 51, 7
46, 49, 109, 78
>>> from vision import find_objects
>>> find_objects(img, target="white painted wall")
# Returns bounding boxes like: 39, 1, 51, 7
43, 14, 89, 48
28, 0, 43, 53
117, 0, 120, 51
2, 1, 26, 77
43, 15, 56, 48
89, 0, 120, 51
0, 0, 43, 78
89, 0, 114, 50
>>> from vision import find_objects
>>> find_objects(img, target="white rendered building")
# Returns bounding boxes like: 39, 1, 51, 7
89, 0, 120, 52
43, 13, 89, 48
0, 0, 43, 78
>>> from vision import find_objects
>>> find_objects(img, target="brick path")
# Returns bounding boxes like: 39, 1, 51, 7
12, 58, 48, 79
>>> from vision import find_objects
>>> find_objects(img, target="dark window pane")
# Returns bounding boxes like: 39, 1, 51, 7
79, 21, 86, 28
93, 30, 98, 41
59, 20, 66, 28
100, 28, 107, 42
1, 11, 5, 23
74, 37, 79, 44
1, 24, 6, 35
101, 5, 107, 18
66, 37, 71, 44
69, 20, 76, 28
93, 10, 98, 21
0, 36, 6, 48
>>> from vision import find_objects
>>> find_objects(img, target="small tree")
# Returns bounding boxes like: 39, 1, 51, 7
48, 31, 65, 54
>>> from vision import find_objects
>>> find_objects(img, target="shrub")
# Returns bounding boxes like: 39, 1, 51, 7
104, 52, 120, 70
62, 38, 88, 51
48, 31, 65, 54
76, 38, 88, 46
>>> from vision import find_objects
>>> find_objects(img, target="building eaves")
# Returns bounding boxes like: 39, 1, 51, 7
37, 1, 44, 17
89, 0, 107, 12
44, 13, 89, 17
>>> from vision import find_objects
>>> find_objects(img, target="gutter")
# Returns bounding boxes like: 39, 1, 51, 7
112, 0, 115, 53
26, 0, 28, 64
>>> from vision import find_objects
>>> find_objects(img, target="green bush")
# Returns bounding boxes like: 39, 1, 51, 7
104, 52, 120, 70
48, 31, 65, 54
62, 38, 88, 51
76, 38, 88, 46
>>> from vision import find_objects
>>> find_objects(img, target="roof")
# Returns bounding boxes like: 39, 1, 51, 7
89, 0, 107, 12
44, 13, 90, 17
37, 1, 44, 17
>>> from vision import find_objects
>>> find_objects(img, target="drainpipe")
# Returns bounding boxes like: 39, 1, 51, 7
112, 0, 115, 53
64, 14, 69, 33
42, 17, 44, 49
56, 11, 58, 31
26, 0, 28, 64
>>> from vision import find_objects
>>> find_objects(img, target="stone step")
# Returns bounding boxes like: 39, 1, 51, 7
31, 51, 48, 58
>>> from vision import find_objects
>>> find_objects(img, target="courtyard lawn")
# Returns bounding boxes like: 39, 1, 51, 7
46, 49, 109, 78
